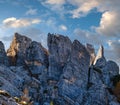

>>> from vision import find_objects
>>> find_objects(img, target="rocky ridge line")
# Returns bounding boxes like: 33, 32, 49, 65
0, 33, 119, 105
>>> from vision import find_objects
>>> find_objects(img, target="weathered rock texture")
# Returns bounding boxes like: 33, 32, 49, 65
0, 90, 20, 105
58, 40, 90, 104
93, 45, 106, 68
0, 33, 119, 105
48, 33, 72, 80
86, 43, 96, 65
26, 41, 48, 75
0, 41, 8, 65
7, 33, 32, 66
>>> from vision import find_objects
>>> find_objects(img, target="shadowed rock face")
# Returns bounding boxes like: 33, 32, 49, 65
0, 41, 8, 65
26, 41, 49, 75
58, 40, 90, 104
47, 33, 72, 80
7, 33, 32, 66
86, 43, 96, 65
0, 33, 119, 105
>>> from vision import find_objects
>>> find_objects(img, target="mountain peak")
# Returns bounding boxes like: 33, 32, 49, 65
0, 33, 119, 105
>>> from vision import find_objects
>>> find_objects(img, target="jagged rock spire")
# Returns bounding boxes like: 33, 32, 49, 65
7, 33, 32, 66
93, 45, 104, 65
93, 45, 106, 68
47, 33, 72, 80
0, 33, 119, 105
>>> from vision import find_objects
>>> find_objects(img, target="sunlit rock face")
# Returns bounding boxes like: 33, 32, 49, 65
93, 45, 106, 68
0, 90, 20, 105
0, 33, 119, 105
7, 33, 32, 66
0, 41, 8, 65
47, 33, 72, 80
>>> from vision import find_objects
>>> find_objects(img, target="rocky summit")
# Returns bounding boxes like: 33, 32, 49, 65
0, 33, 120, 105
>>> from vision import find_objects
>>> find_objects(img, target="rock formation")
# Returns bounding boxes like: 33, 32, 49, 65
58, 40, 90, 104
7, 33, 32, 66
0, 41, 8, 65
0, 33, 119, 105
47, 33, 72, 80
86, 43, 96, 65
25, 41, 48, 75
93, 45, 106, 68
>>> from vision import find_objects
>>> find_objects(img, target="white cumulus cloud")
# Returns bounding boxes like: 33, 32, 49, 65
3, 17, 41, 28
96, 11, 120, 36
70, 0, 99, 18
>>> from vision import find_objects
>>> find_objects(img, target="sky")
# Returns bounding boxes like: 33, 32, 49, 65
0, 0, 120, 67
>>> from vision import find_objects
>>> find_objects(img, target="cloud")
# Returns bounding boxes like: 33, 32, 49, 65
41, 0, 67, 18
106, 40, 120, 66
1, 35, 13, 41
74, 28, 120, 67
95, 11, 120, 36
26, 8, 37, 15
74, 28, 104, 45
69, 0, 99, 18
91, 0, 120, 37
45, 0, 65, 5
107, 40, 120, 58
2, 17, 41, 28
59, 25, 67, 31
18, 27, 47, 48
67, 0, 120, 37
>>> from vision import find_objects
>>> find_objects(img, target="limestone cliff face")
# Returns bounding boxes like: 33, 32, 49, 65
0, 41, 8, 65
25, 41, 48, 75
48, 33, 72, 80
0, 33, 120, 105
7, 33, 32, 66
58, 40, 90, 104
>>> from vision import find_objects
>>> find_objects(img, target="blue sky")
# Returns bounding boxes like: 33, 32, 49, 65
0, 0, 120, 67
